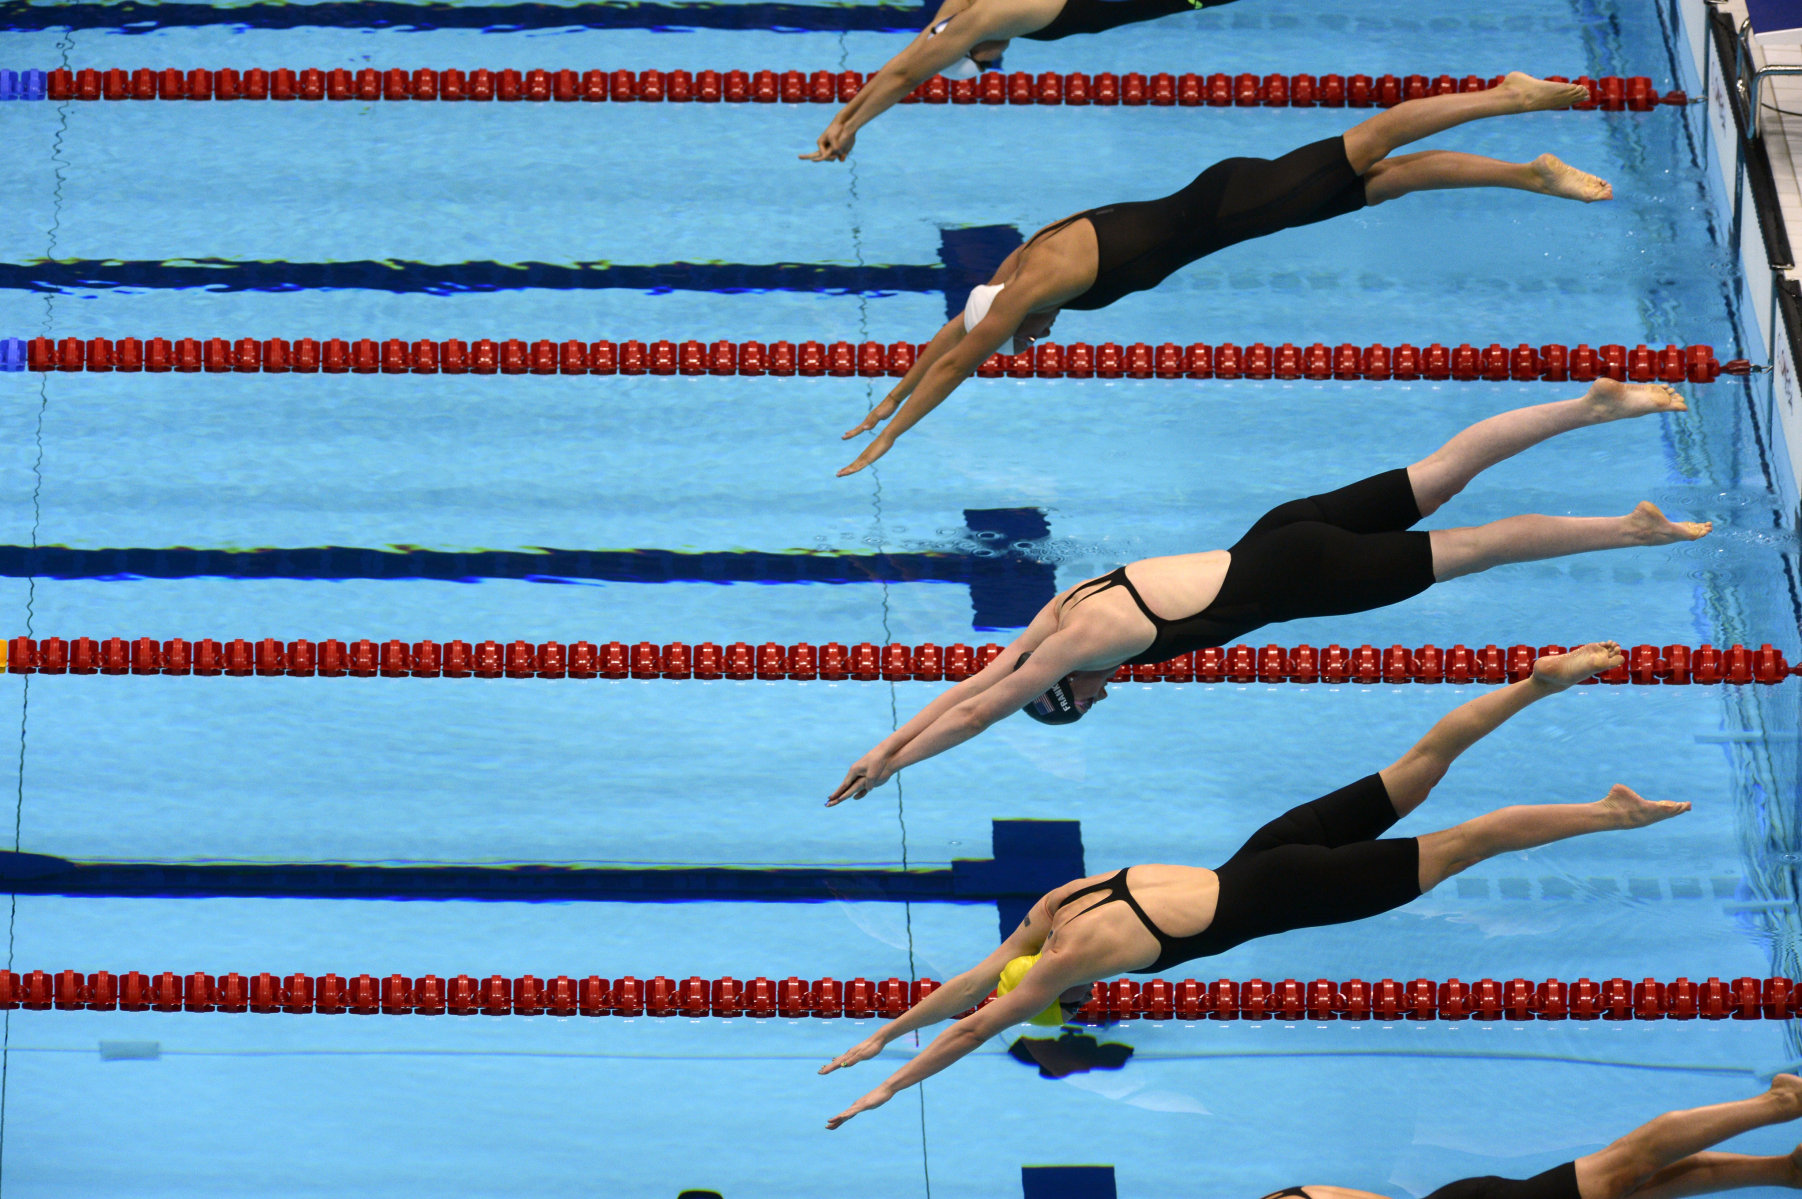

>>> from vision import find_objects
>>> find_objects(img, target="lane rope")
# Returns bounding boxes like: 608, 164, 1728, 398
15, 969, 1797, 1021
2, 637, 1792, 685
0, 337, 1740, 382
6, 68, 1687, 109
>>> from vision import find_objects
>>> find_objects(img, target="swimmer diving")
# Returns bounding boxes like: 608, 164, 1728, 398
834, 73, 1608, 477
802, 0, 1242, 163
828, 382, 1705, 805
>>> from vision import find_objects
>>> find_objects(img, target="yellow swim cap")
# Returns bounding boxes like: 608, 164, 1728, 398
997, 954, 1066, 1026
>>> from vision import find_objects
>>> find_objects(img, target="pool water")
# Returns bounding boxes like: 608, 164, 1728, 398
2, 0, 1800, 1195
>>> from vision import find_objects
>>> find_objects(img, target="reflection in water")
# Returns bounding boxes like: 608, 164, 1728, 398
1008, 1029, 1135, 1079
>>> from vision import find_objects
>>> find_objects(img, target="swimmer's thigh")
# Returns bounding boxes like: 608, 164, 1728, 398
1208, 837, 1422, 946
1425, 1165, 1581, 1199
1234, 467, 1423, 542
1222, 521, 1434, 622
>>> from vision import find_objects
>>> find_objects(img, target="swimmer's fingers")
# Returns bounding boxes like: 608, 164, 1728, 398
819, 1038, 878, 1073
837, 437, 893, 477
826, 768, 867, 806
802, 127, 852, 162
843, 398, 899, 439
825, 1087, 891, 1131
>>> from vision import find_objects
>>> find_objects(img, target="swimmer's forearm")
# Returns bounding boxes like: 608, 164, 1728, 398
879, 673, 987, 755
898, 317, 966, 399
874, 1022, 988, 1098
884, 705, 987, 773
876, 969, 991, 1043
877, 362, 962, 448
837, 65, 917, 136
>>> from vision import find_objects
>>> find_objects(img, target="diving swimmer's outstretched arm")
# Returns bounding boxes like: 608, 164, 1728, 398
828, 603, 1070, 804
836, 284, 1029, 476
821, 905, 1048, 1077
801, 0, 1014, 162
840, 314, 968, 446
822, 916, 1102, 1130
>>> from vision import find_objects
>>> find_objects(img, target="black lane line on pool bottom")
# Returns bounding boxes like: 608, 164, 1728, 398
0, 0, 934, 34
0, 227, 1023, 322
0, 820, 1086, 909
0, 522, 1057, 631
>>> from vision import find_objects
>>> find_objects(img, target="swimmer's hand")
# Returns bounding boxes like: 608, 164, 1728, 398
843, 395, 901, 439
819, 1033, 886, 1075
801, 122, 857, 162
825, 1084, 893, 1131
836, 433, 895, 477
827, 753, 892, 805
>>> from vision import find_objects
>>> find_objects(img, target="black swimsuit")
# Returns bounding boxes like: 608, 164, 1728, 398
1054, 136, 1368, 312
1021, 0, 1232, 40
1049, 773, 1421, 976
1261, 1164, 1581, 1199
1065, 467, 1435, 667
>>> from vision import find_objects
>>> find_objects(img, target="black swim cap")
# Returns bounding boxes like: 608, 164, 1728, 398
1015, 653, 1083, 725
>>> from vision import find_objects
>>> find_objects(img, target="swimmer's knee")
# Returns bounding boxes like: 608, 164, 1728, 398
1404, 460, 1460, 518
1360, 162, 1395, 205
1576, 1146, 1650, 1199
1415, 828, 1477, 891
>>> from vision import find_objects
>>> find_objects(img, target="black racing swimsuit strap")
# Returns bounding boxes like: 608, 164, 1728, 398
1106, 567, 1166, 627
1112, 875, 1177, 947
1064, 566, 1170, 629
1052, 869, 1181, 962
1049, 872, 1123, 916
1260, 1190, 1313, 1199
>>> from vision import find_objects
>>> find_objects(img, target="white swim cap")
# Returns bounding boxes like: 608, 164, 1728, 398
963, 282, 1003, 333
941, 55, 983, 80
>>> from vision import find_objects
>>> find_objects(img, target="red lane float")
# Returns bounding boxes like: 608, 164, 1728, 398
14, 970, 1792, 1021
44, 68, 1686, 110
19, 337, 1736, 383
2, 638, 1792, 685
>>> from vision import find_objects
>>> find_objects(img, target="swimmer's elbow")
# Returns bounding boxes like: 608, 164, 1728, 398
886, 54, 935, 88
950, 702, 996, 737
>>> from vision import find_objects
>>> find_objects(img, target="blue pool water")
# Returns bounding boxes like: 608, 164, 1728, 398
3, 0, 1802, 1195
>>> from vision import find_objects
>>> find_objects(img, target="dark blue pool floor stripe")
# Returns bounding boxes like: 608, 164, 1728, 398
678, 1165, 1114, 1199
1023, 1167, 1118, 1199
0, 228, 1024, 321
0, 0, 933, 34
3, 259, 939, 298
0, 510, 1057, 630
0, 820, 1086, 921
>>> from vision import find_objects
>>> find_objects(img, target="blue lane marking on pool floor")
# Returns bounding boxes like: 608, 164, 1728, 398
0, 509, 1057, 629
1023, 1166, 1119, 1199
0, 818, 1086, 911
0, 227, 1022, 314
0, 0, 935, 34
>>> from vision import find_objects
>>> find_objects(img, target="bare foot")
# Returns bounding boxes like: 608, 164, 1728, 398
1501, 71, 1591, 112
1597, 784, 1690, 828
1532, 641, 1623, 690
1531, 153, 1613, 202
1625, 500, 1712, 544
1583, 377, 1688, 420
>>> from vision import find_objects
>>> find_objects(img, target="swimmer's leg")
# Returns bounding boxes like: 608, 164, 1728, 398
1363, 150, 1611, 205
1428, 502, 1710, 581
1342, 72, 1588, 171
1612, 1150, 1802, 1199
1573, 1078, 1802, 1199
1407, 380, 1688, 516
1415, 784, 1687, 891
1378, 644, 1622, 818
